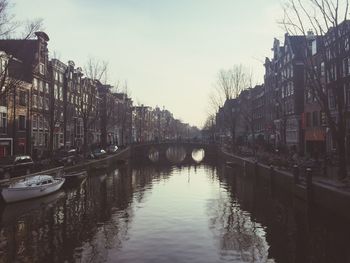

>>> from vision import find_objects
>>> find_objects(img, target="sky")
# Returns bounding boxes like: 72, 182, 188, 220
12, 0, 285, 127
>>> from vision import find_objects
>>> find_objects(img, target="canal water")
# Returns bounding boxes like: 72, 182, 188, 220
0, 160, 349, 262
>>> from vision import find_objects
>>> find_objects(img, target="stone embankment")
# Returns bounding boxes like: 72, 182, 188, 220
221, 148, 350, 219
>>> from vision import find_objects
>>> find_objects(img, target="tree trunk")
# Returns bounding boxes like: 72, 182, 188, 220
83, 120, 88, 158
48, 125, 54, 158
231, 124, 235, 152
12, 89, 16, 156
337, 125, 347, 180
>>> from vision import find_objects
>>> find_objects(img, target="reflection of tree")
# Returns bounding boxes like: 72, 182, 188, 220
206, 180, 272, 262
165, 146, 186, 163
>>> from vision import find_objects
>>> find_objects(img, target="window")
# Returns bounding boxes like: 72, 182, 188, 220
0, 112, 7, 132
40, 81, 44, 92
18, 115, 26, 130
320, 62, 325, 77
32, 115, 37, 129
38, 96, 43, 109
0, 57, 7, 75
59, 87, 63, 101
306, 112, 311, 127
329, 89, 336, 108
312, 111, 319, 127
290, 82, 294, 95
39, 116, 43, 129
33, 95, 37, 108
33, 131, 38, 146
33, 78, 38, 90
19, 91, 26, 106
39, 63, 44, 75
0, 95, 6, 107
346, 37, 349, 52
45, 83, 49, 93
343, 58, 348, 77
346, 84, 350, 105
39, 132, 43, 146
45, 98, 49, 110
312, 39, 317, 55
54, 84, 58, 99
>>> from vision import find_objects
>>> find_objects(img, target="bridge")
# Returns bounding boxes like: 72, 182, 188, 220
129, 140, 218, 164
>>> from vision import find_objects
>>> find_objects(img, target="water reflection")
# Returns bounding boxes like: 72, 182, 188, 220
0, 162, 348, 262
192, 148, 205, 163
165, 146, 186, 163
148, 148, 159, 162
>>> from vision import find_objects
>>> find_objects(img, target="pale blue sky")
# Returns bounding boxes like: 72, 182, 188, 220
13, 0, 284, 127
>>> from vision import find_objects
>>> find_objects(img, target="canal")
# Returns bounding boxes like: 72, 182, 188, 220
0, 159, 349, 262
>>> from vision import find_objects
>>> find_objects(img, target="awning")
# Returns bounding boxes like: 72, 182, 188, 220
305, 129, 326, 141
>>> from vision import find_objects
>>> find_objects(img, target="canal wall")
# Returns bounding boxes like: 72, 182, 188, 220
220, 149, 350, 219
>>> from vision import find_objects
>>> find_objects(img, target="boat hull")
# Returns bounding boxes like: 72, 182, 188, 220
2, 178, 65, 203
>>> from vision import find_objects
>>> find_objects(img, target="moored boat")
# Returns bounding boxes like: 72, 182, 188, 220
1, 175, 65, 203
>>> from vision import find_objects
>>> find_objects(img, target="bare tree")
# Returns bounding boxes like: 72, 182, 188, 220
115, 82, 132, 146
0, 2, 43, 155
209, 64, 252, 147
0, 1, 43, 101
280, 0, 349, 179
84, 57, 108, 83
238, 89, 257, 156
78, 78, 100, 157
76, 58, 109, 155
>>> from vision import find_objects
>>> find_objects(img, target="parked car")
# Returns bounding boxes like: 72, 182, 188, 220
88, 149, 107, 159
53, 149, 82, 166
0, 155, 35, 179
106, 145, 119, 154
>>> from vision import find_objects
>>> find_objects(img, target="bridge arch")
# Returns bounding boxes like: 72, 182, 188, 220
130, 141, 217, 164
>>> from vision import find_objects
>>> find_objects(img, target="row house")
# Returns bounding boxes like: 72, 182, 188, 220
132, 105, 153, 142
152, 107, 175, 141
251, 84, 265, 142
113, 93, 133, 146
97, 85, 133, 148
0, 31, 188, 157
302, 21, 350, 158
304, 35, 327, 157
0, 52, 31, 156
131, 105, 194, 143
264, 33, 309, 153
0, 32, 50, 158
317, 21, 350, 158
0, 32, 102, 157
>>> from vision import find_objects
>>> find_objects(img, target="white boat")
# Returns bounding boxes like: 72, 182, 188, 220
1, 175, 65, 203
